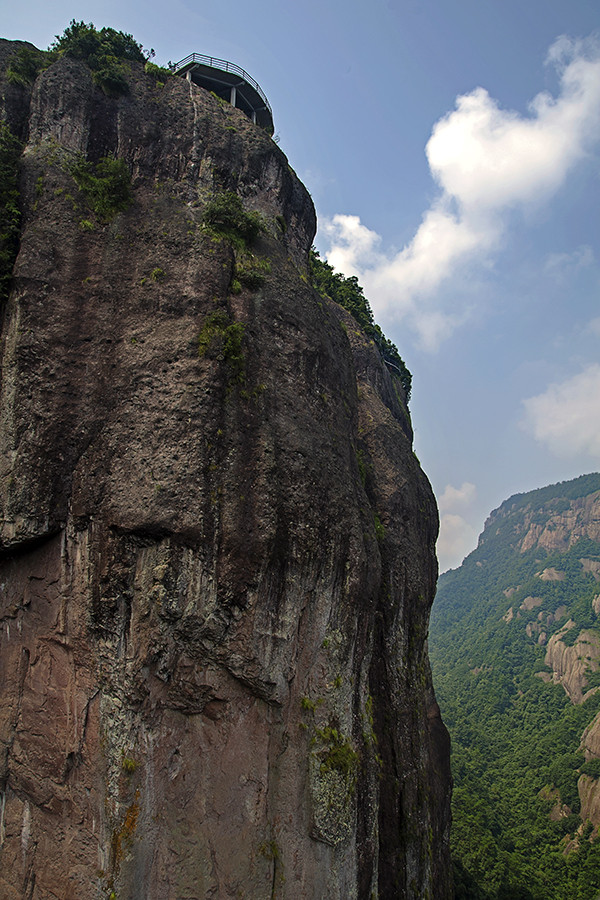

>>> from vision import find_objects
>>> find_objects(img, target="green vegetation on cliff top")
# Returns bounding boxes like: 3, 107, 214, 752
1, 23, 411, 406
6, 21, 170, 95
430, 473, 600, 900
309, 248, 412, 401
5, 21, 148, 95
48, 20, 146, 96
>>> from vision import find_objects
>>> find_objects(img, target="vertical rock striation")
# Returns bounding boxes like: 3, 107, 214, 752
0, 41, 451, 899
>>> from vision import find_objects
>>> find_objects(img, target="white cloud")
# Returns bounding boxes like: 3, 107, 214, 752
322, 210, 480, 350
438, 481, 477, 512
436, 482, 478, 572
320, 35, 600, 350
545, 244, 594, 274
325, 214, 381, 273
437, 514, 478, 573
522, 363, 600, 458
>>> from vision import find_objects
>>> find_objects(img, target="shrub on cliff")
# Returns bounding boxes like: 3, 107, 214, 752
69, 154, 132, 220
309, 248, 412, 401
198, 310, 246, 389
144, 61, 172, 86
0, 123, 21, 303
48, 20, 146, 96
202, 192, 264, 250
5, 45, 49, 86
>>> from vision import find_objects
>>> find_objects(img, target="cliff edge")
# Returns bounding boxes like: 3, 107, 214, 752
0, 38, 451, 899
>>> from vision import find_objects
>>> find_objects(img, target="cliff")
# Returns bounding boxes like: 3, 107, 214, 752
0, 38, 451, 899
483, 482, 600, 556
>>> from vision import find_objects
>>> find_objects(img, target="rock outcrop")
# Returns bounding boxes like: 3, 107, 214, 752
483, 486, 600, 556
543, 625, 600, 704
0, 40, 451, 899
577, 775, 600, 836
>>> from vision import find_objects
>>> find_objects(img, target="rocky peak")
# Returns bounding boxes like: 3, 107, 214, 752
543, 624, 600, 704
0, 39, 451, 899
481, 476, 600, 555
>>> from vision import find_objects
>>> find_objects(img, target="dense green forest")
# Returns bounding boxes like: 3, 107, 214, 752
430, 474, 600, 899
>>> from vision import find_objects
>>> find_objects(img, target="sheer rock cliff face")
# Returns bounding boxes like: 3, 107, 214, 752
543, 626, 600, 705
0, 42, 451, 900
484, 490, 600, 557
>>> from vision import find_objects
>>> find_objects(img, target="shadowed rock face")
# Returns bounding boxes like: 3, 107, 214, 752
0, 41, 451, 900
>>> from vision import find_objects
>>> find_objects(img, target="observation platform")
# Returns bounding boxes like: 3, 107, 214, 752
173, 54, 274, 135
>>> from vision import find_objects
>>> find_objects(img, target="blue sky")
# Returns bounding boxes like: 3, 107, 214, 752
3, 1, 600, 570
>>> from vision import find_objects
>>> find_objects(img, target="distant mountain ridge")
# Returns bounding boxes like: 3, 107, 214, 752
430, 473, 600, 900
481, 473, 600, 554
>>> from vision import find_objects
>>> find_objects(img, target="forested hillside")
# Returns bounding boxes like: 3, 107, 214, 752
430, 473, 600, 899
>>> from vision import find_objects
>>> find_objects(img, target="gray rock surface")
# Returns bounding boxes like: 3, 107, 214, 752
0, 42, 451, 899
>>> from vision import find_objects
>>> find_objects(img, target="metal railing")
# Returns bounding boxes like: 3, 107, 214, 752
173, 53, 272, 115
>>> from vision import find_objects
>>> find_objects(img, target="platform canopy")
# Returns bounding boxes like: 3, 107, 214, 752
173, 54, 274, 135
